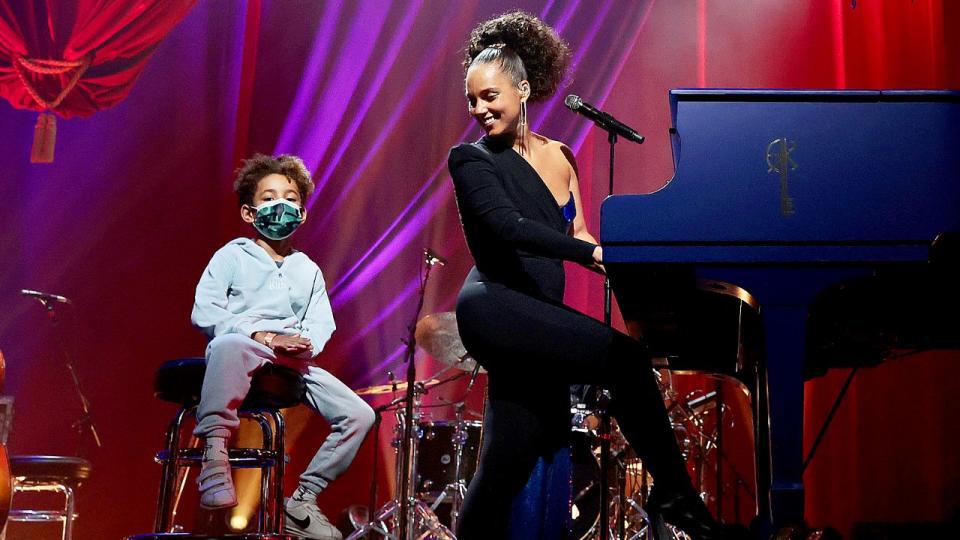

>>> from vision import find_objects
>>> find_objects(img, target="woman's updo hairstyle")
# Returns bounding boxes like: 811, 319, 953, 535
464, 11, 571, 103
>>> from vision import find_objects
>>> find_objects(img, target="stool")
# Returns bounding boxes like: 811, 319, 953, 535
148, 358, 304, 536
7, 455, 91, 540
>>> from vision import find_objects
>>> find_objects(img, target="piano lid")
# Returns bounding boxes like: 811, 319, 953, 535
601, 89, 960, 264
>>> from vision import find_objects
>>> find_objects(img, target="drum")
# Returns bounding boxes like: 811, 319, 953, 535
570, 417, 663, 540
415, 420, 482, 495
570, 430, 602, 540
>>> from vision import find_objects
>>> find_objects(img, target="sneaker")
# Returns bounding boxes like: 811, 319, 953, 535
283, 497, 343, 540
197, 461, 237, 509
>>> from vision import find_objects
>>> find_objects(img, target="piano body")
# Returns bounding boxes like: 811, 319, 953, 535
600, 89, 960, 532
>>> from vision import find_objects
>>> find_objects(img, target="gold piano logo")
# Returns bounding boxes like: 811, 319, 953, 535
766, 138, 797, 216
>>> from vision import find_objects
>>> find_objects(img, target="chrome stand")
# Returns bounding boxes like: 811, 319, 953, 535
424, 403, 471, 532
345, 388, 453, 540
346, 249, 453, 540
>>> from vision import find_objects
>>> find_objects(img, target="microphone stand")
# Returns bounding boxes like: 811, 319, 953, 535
599, 130, 618, 540
34, 298, 102, 453
397, 250, 442, 540
596, 110, 644, 538
569, 99, 644, 538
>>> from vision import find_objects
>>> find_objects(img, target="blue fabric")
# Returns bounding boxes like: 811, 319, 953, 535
560, 191, 576, 224
507, 446, 572, 540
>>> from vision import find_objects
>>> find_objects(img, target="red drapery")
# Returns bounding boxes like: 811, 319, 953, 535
0, 0, 196, 119
800, 2, 960, 537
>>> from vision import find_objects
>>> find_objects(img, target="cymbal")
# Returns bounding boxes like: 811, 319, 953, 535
355, 378, 441, 396
415, 312, 484, 373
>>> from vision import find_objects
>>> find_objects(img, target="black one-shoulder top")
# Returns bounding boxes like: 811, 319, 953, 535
448, 136, 596, 303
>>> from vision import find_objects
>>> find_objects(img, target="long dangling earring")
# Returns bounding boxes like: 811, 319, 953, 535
519, 100, 528, 155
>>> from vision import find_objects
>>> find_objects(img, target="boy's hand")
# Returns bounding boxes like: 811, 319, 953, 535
271, 333, 312, 354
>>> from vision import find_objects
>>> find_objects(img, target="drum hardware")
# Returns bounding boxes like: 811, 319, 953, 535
347, 382, 480, 539
571, 372, 747, 540
575, 384, 616, 540
409, 309, 485, 532
414, 312, 485, 375
346, 374, 457, 540
346, 249, 455, 540
355, 377, 446, 396
416, 404, 480, 533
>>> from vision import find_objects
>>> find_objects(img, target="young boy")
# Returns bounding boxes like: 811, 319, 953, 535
191, 154, 374, 540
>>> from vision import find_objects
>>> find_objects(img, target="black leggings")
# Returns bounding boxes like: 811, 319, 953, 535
454, 280, 690, 540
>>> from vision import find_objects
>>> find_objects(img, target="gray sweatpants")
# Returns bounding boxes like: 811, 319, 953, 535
193, 334, 376, 494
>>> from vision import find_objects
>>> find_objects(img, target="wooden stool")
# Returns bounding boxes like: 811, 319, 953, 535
145, 358, 304, 536
7, 455, 91, 540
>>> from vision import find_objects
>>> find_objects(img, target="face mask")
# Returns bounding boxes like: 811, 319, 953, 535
247, 199, 303, 240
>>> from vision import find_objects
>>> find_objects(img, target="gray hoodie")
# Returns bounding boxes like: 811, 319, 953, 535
191, 237, 335, 359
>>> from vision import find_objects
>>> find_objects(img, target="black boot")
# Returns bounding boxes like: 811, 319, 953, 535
603, 333, 749, 540
646, 485, 750, 540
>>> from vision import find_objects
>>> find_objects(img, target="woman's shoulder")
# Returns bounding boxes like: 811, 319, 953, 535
532, 134, 577, 170
448, 138, 497, 167
529, 132, 569, 155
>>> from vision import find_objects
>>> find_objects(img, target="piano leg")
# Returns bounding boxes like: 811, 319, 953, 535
705, 267, 867, 536
760, 306, 807, 532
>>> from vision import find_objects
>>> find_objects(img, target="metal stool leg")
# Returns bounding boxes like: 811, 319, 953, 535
155, 406, 190, 532
62, 484, 75, 540
6, 482, 77, 540
252, 412, 274, 532
151, 406, 290, 534
270, 409, 287, 534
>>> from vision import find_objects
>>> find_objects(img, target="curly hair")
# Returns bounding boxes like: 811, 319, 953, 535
233, 154, 315, 207
463, 11, 571, 102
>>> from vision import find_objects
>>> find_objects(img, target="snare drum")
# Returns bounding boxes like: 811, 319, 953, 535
415, 420, 482, 495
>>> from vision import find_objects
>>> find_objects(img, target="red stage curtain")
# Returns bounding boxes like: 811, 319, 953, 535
801, 2, 960, 537
0, 0, 196, 119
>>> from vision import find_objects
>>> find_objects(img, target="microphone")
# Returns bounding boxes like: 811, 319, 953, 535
466, 361, 482, 393
423, 248, 447, 266
21, 289, 72, 304
564, 95, 645, 144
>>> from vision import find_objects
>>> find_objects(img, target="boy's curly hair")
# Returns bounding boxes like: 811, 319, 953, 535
233, 154, 315, 207
463, 11, 571, 102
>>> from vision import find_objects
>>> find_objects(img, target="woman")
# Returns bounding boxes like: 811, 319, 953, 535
448, 12, 743, 540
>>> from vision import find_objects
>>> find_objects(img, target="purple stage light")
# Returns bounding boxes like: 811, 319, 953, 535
275, 1, 388, 175
330, 181, 452, 309
304, 3, 423, 206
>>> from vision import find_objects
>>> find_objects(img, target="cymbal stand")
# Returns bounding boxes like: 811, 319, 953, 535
346, 383, 454, 540
427, 402, 470, 531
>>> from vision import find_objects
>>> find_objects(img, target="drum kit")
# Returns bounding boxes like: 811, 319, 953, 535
345, 310, 739, 540
345, 311, 482, 540
341, 247, 742, 540
569, 370, 741, 540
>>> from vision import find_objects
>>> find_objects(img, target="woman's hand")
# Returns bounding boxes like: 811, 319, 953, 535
587, 245, 606, 275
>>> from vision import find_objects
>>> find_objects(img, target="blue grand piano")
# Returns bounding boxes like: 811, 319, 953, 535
600, 89, 960, 533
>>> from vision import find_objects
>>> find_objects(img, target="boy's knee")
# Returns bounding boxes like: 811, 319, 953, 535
207, 333, 257, 357
354, 402, 376, 434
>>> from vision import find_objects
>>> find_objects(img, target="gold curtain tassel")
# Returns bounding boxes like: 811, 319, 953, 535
30, 112, 56, 163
